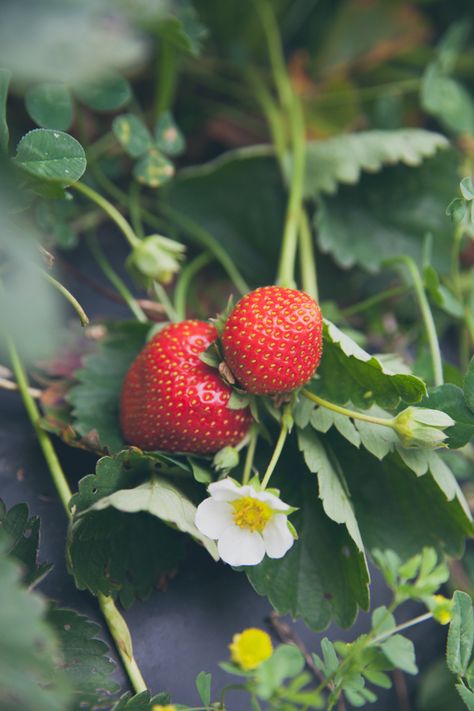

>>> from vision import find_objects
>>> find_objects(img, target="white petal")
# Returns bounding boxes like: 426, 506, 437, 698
255, 490, 291, 512
262, 515, 294, 559
217, 526, 266, 566
208, 478, 243, 502
195, 498, 233, 539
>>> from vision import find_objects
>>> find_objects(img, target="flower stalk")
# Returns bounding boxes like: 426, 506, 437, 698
6, 334, 148, 695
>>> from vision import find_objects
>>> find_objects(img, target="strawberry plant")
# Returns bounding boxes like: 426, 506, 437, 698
0, 0, 474, 709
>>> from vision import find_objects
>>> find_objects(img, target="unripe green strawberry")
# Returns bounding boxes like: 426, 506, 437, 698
221, 286, 323, 395
120, 320, 252, 454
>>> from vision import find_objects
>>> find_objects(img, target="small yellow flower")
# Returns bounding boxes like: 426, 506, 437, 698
151, 705, 177, 711
229, 627, 273, 671
430, 594, 454, 625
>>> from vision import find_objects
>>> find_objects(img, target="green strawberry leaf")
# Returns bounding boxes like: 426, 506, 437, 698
47, 605, 120, 709
67, 450, 187, 607
0, 500, 52, 588
337, 438, 473, 560
419, 384, 474, 449
316, 149, 459, 275
162, 148, 284, 285
290, 130, 448, 197
86, 476, 218, 560
14, 129, 87, 185
0, 541, 72, 711
25, 83, 73, 131
314, 320, 426, 409
68, 321, 150, 454
247, 442, 370, 630
297, 427, 364, 551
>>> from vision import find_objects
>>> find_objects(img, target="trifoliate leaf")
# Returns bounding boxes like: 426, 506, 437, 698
14, 129, 86, 185
254, 645, 305, 699
380, 635, 417, 675
87, 476, 218, 560
195, 671, 212, 706
133, 147, 175, 188
247, 442, 370, 630
47, 605, 119, 709
447, 591, 474, 676
112, 114, 152, 158
25, 83, 73, 130
155, 111, 185, 156
68, 321, 150, 454
74, 72, 132, 111
291, 130, 448, 197
316, 149, 458, 274
314, 320, 426, 409
297, 427, 364, 551
0, 68, 11, 151
0, 500, 52, 588
68, 450, 187, 607
0, 542, 72, 711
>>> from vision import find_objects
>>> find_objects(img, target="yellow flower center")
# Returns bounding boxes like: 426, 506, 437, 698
229, 628, 273, 670
232, 497, 273, 532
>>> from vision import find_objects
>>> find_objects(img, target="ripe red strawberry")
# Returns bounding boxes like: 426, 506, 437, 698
120, 320, 252, 454
221, 286, 323, 395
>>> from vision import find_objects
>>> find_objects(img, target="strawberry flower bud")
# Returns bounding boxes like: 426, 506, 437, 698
195, 478, 296, 566
126, 234, 185, 286
392, 407, 454, 449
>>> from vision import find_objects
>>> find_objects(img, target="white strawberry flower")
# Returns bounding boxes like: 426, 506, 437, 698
195, 478, 296, 566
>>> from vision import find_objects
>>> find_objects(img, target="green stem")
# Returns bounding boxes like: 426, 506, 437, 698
341, 284, 410, 317
86, 234, 148, 323
7, 336, 73, 513
72, 181, 139, 248
154, 39, 177, 119
42, 271, 89, 327
174, 252, 213, 321
97, 593, 147, 694
369, 612, 433, 647
242, 427, 258, 485
256, 0, 308, 289
129, 181, 145, 239
394, 256, 443, 387
298, 210, 318, 300
158, 203, 249, 295
152, 281, 178, 322
302, 390, 396, 429
247, 69, 287, 161
261, 415, 289, 489
276, 96, 306, 288
6, 335, 148, 694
